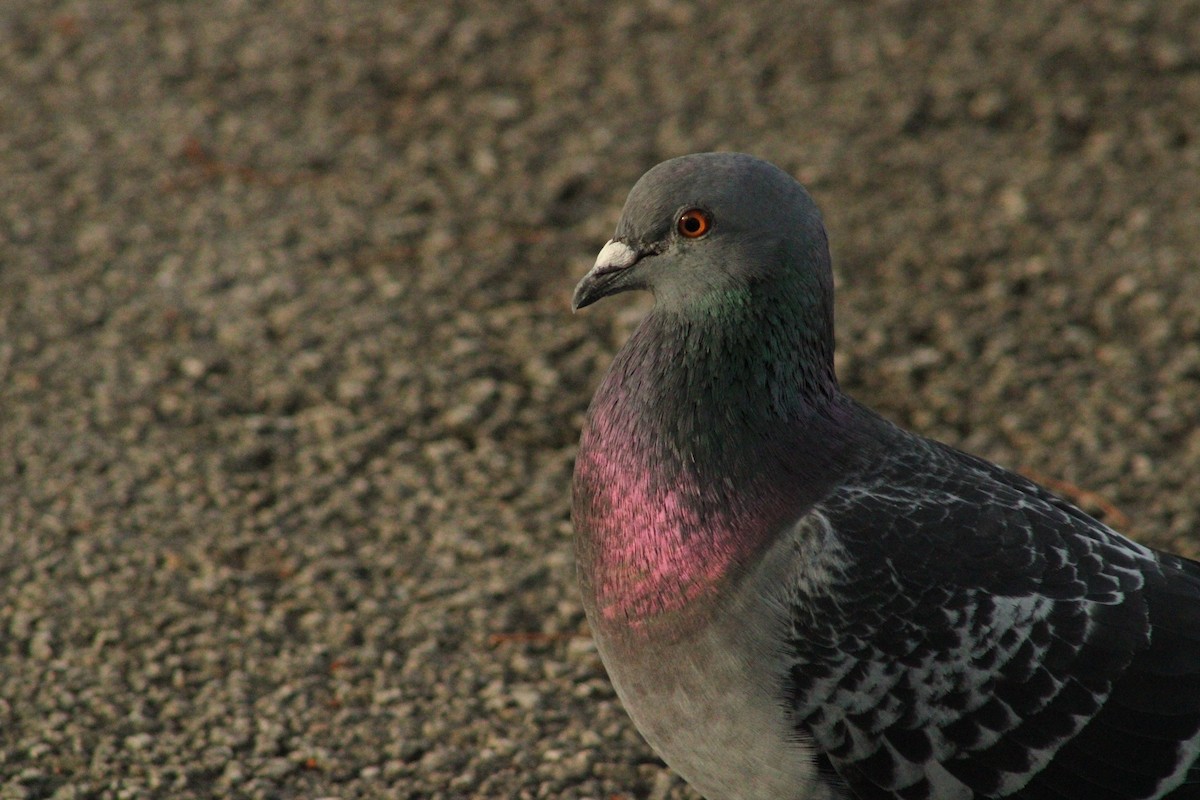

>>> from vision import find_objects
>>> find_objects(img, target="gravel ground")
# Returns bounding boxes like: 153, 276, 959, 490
3, 1, 1200, 798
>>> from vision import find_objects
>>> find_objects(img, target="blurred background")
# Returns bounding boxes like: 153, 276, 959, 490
2, 1, 1199, 797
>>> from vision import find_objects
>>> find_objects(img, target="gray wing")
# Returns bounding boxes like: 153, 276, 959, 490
785, 436, 1200, 800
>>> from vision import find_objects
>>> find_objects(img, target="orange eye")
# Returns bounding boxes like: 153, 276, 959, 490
677, 208, 712, 239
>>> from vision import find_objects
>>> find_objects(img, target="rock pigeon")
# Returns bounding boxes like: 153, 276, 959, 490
570, 152, 1200, 800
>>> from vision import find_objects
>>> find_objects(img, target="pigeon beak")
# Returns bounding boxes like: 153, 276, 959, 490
572, 239, 643, 311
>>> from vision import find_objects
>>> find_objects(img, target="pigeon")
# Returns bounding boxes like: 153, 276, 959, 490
570, 152, 1200, 800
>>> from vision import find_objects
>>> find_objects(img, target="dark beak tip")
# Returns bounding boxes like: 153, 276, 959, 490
570, 287, 595, 312
572, 241, 641, 313
571, 271, 608, 312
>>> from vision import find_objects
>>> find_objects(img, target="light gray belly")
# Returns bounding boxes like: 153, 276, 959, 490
587, 531, 845, 800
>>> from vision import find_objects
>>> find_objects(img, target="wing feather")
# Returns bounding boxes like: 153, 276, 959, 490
786, 434, 1200, 799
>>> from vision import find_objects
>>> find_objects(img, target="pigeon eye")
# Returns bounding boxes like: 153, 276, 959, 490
677, 208, 712, 239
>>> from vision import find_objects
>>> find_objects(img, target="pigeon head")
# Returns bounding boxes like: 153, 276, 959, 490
572, 152, 833, 320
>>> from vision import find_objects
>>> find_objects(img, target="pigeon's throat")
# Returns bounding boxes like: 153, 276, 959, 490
572, 304, 842, 632
572, 430, 792, 633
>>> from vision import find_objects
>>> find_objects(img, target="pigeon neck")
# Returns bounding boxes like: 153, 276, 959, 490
614, 285, 838, 454
574, 290, 850, 635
